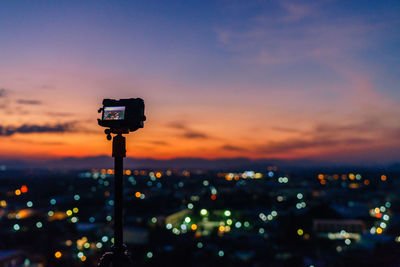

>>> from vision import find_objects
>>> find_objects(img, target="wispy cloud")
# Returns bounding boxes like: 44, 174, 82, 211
0, 88, 8, 98
279, 1, 315, 22
167, 121, 210, 139
183, 130, 209, 139
257, 136, 371, 154
16, 99, 42, 105
257, 117, 400, 154
221, 144, 247, 152
0, 122, 78, 136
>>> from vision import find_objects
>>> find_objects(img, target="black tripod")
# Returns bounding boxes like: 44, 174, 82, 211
98, 129, 133, 267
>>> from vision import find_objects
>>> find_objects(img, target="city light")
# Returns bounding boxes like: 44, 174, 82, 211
297, 229, 304, 236
54, 251, 62, 259
200, 209, 208, 216
20, 185, 28, 193
224, 210, 231, 216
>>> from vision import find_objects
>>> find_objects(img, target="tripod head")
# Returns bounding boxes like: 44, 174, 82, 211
104, 128, 129, 141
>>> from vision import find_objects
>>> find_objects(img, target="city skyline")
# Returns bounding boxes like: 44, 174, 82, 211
1, 0, 400, 163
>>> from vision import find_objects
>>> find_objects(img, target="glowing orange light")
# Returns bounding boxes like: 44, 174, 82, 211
107, 169, 113, 175
381, 175, 387, 181
191, 224, 198, 231
54, 251, 62, 258
318, 174, 324, 180
125, 170, 132, 175
320, 180, 326, 185
20, 185, 28, 193
376, 212, 382, 219
15, 189, 21, 196
349, 183, 359, 189
81, 255, 87, 261
100, 169, 106, 174
135, 192, 141, 198
210, 195, 217, 200
376, 227, 383, 234
156, 172, 162, 178
218, 226, 225, 232
364, 179, 370, 185
349, 173, 355, 180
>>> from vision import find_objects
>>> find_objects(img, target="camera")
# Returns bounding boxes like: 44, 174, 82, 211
98, 98, 146, 132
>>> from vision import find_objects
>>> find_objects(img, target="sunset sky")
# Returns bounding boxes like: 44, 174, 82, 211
1, 0, 400, 163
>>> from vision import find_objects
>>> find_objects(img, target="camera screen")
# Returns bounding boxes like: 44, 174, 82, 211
103, 106, 126, 120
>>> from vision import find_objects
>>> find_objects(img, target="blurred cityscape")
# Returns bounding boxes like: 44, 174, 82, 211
1, 165, 400, 266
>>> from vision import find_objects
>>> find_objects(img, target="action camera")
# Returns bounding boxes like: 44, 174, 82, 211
98, 98, 146, 132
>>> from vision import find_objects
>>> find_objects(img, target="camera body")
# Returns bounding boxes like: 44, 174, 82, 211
98, 98, 146, 132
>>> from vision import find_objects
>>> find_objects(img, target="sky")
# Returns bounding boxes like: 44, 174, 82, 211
0, 0, 400, 163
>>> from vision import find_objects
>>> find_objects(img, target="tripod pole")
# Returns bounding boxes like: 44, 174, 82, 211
112, 133, 126, 266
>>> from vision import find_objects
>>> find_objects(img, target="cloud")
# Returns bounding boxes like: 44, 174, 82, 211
0, 88, 10, 109
150, 140, 169, 146
182, 130, 209, 139
221, 144, 247, 152
257, 136, 371, 153
0, 88, 8, 98
46, 111, 75, 117
168, 121, 210, 139
167, 121, 186, 130
16, 99, 42, 105
257, 117, 400, 154
279, 1, 315, 22
0, 122, 77, 136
